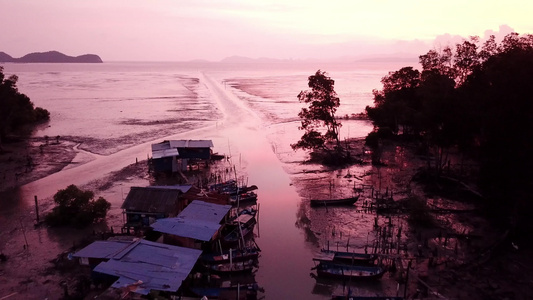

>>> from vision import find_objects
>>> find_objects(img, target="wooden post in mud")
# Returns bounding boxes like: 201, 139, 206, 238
397, 227, 402, 254
19, 217, 28, 249
256, 203, 261, 237
404, 260, 412, 298
34, 196, 39, 223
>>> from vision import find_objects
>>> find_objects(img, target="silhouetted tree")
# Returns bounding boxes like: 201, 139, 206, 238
0, 66, 50, 149
45, 184, 111, 228
366, 67, 421, 136
366, 32, 533, 241
292, 70, 342, 153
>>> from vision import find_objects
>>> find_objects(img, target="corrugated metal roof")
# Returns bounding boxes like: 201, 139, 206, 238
169, 140, 213, 148
121, 186, 183, 213
151, 140, 212, 160
73, 240, 134, 259
151, 200, 231, 241
152, 148, 179, 159
91, 239, 202, 295
151, 141, 171, 151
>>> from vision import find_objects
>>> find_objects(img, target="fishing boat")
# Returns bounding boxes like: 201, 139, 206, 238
200, 246, 261, 264
210, 179, 258, 196
230, 191, 258, 206
310, 195, 359, 207
189, 283, 263, 299
312, 260, 385, 280
331, 296, 403, 300
210, 152, 226, 161
320, 249, 377, 265
221, 214, 256, 246
201, 259, 257, 274
230, 185, 258, 195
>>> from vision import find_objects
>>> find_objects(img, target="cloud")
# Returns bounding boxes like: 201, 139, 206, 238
483, 25, 515, 42
431, 24, 517, 51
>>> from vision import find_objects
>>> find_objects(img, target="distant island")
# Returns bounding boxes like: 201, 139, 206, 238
0, 51, 103, 63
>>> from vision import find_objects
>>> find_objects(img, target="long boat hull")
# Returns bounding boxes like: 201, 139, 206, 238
190, 283, 261, 298
202, 260, 256, 274
310, 196, 359, 207
201, 247, 260, 264
222, 216, 256, 246
331, 296, 403, 300
320, 249, 377, 265
315, 262, 385, 280
230, 192, 258, 206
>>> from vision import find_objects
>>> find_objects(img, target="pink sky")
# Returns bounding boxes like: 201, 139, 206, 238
0, 0, 531, 62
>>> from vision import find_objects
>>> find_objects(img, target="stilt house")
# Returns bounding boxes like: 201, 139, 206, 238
151, 139, 214, 173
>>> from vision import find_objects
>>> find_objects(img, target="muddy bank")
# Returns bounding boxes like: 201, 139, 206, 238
288, 137, 533, 299
1, 135, 532, 299
0, 135, 152, 300
0, 136, 78, 193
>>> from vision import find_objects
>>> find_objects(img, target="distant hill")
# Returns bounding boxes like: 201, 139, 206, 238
0, 51, 103, 63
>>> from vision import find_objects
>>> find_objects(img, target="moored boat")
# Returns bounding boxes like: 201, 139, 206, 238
210, 179, 258, 196
331, 296, 403, 300
310, 195, 360, 207
189, 283, 263, 299
230, 191, 258, 206
222, 214, 256, 246
320, 249, 377, 265
312, 260, 385, 280
201, 259, 257, 274
200, 247, 260, 264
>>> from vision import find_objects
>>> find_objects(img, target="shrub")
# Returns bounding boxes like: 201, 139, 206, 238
44, 185, 111, 228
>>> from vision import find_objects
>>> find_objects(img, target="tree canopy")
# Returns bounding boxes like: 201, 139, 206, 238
292, 70, 342, 153
365, 33, 533, 235
45, 184, 111, 228
0, 66, 49, 144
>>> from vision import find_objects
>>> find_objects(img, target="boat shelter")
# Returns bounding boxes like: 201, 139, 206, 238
74, 239, 202, 295
151, 139, 214, 172
151, 200, 232, 250
121, 185, 192, 231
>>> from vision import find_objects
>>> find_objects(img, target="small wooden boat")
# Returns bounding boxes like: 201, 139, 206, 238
222, 214, 256, 246
313, 260, 385, 280
210, 152, 226, 160
210, 180, 258, 196
230, 185, 258, 195
331, 296, 403, 300
310, 195, 359, 207
190, 283, 262, 299
201, 259, 256, 274
320, 249, 377, 265
200, 247, 260, 264
230, 191, 258, 206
